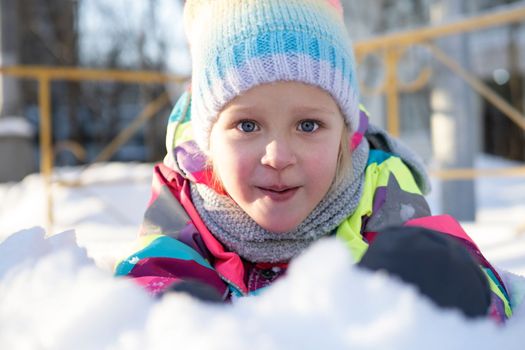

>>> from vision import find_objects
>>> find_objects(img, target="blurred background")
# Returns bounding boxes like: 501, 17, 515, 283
0, 0, 188, 169
0, 0, 524, 267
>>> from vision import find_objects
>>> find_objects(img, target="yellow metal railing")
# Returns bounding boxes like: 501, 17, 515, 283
354, 5, 525, 54
352, 4, 525, 183
0, 66, 188, 232
354, 3, 525, 137
0, 4, 524, 233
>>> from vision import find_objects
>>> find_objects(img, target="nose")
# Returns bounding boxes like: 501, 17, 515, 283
261, 138, 297, 170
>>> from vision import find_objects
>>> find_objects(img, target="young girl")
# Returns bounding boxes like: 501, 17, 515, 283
115, 0, 517, 322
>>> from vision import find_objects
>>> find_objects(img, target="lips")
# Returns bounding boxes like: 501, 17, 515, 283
256, 185, 300, 202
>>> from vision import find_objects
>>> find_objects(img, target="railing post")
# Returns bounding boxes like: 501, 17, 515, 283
384, 47, 401, 137
426, 43, 525, 132
38, 75, 53, 235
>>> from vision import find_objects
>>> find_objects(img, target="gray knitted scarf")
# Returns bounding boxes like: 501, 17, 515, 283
190, 124, 431, 263
191, 139, 370, 263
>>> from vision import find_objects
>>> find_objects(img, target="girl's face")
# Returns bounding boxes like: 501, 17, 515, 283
209, 81, 345, 233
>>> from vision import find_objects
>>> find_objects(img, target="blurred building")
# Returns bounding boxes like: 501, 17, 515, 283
0, 0, 35, 182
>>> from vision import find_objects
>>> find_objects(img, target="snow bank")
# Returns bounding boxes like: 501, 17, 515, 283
1, 228, 523, 350
0, 163, 152, 270
0, 228, 152, 350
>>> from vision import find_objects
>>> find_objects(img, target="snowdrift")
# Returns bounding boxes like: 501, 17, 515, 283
1, 227, 523, 350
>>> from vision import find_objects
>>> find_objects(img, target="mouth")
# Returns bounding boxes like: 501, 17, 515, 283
256, 185, 300, 202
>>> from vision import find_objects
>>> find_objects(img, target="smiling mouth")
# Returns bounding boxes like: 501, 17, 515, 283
257, 186, 300, 202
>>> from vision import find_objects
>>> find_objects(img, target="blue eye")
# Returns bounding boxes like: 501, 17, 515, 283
298, 120, 319, 132
237, 120, 258, 133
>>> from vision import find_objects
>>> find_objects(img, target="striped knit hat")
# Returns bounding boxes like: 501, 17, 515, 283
183, 0, 360, 153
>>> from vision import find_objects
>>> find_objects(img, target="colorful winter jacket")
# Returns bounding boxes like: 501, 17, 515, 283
115, 92, 513, 323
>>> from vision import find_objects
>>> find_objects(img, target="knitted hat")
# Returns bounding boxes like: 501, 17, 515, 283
183, 0, 360, 153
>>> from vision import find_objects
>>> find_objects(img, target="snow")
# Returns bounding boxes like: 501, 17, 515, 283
1, 228, 524, 349
0, 228, 152, 350
0, 157, 524, 349
0, 162, 152, 269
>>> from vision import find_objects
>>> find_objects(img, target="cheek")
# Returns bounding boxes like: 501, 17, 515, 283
210, 137, 253, 195
304, 139, 341, 188
313, 155, 338, 181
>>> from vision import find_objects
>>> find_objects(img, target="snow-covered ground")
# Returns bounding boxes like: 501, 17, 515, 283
0, 163, 152, 270
0, 155, 524, 349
